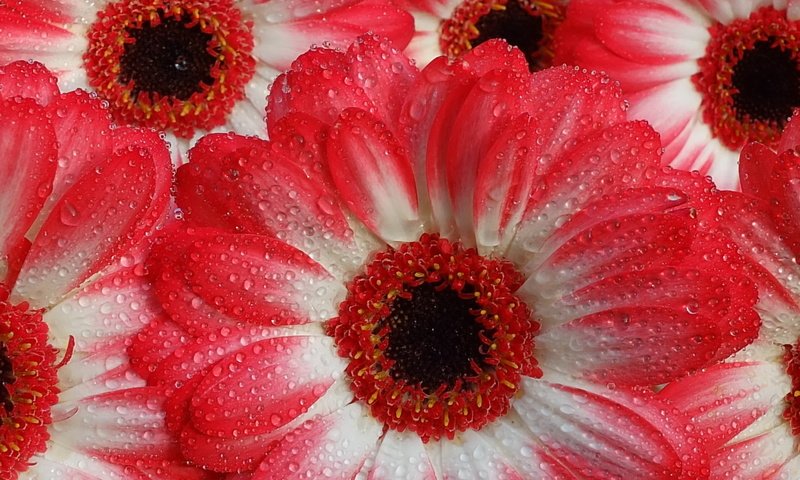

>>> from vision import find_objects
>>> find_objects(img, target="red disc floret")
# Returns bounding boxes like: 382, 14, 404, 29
0, 298, 59, 479
693, 7, 800, 149
327, 233, 541, 441
440, 0, 564, 69
83, 0, 255, 138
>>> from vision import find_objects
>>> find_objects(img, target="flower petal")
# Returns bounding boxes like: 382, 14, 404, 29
253, 402, 382, 480
327, 108, 421, 242
362, 431, 436, 480
149, 229, 342, 332
0, 59, 59, 105
0, 97, 56, 286
13, 145, 161, 307
659, 360, 790, 450
514, 378, 699, 477
188, 336, 346, 438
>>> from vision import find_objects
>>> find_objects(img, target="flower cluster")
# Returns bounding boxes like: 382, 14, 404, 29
0, 0, 798, 479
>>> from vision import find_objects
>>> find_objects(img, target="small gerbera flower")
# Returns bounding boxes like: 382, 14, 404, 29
554, 0, 800, 189
130, 37, 761, 478
657, 112, 800, 479
0, 0, 414, 157
0, 60, 209, 479
399, 0, 567, 69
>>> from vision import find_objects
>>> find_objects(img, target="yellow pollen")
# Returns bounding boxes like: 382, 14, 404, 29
501, 380, 516, 390
368, 390, 380, 404
794, 390, 800, 397
492, 3, 506, 10
395, 406, 403, 418
476, 394, 483, 408
444, 411, 450, 426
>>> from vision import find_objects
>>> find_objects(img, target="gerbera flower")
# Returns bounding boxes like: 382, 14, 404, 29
0, 0, 414, 157
398, 0, 567, 70
0, 60, 210, 479
657, 112, 800, 479
130, 37, 761, 478
554, 0, 800, 190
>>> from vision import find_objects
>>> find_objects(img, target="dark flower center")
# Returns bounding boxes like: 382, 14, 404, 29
84, 0, 255, 138
731, 39, 800, 125
120, 15, 216, 101
0, 300, 61, 478
329, 234, 541, 441
0, 343, 15, 414
472, 0, 544, 69
440, 0, 565, 71
381, 283, 489, 391
693, 7, 800, 149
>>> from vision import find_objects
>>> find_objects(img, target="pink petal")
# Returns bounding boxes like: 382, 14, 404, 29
659, 361, 790, 450
0, 60, 59, 105
0, 97, 56, 286
13, 145, 162, 307
327, 108, 421, 242
514, 378, 702, 477
189, 336, 344, 438
253, 403, 382, 480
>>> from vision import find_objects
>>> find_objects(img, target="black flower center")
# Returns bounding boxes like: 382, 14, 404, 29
732, 39, 800, 124
380, 283, 489, 391
0, 343, 15, 413
473, 0, 544, 70
120, 14, 216, 100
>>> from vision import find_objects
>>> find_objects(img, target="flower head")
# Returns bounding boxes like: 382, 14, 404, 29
0, 60, 208, 479
554, 0, 800, 189
0, 0, 414, 156
658, 112, 800, 480
400, 0, 567, 70
130, 37, 762, 478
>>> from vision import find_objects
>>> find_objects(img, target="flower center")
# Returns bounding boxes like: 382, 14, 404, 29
83, 0, 255, 138
328, 234, 541, 441
693, 7, 800, 149
440, 0, 564, 71
0, 298, 60, 479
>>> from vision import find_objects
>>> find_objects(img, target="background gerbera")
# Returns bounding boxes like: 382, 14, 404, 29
0, 0, 414, 159
398, 0, 568, 70
657, 112, 800, 480
128, 37, 762, 478
554, 0, 800, 190
0, 60, 212, 479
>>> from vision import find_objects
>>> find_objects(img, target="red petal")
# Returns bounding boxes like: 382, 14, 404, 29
327, 108, 420, 242
659, 361, 789, 450
515, 379, 700, 478
253, 403, 382, 480
189, 336, 344, 437
0, 97, 56, 286
128, 316, 191, 382
177, 131, 358, 268
14, 145, 161, 307
150, 229, 339, 331
0, 60, 58, 105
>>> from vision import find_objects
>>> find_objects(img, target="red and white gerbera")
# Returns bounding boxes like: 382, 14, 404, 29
398, 0, 567, 70
657, 112, 800, 479
0, 0, 413, 158
0, 60, 210, 479
555, 0, 800, 190
130, 37, 761, 478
